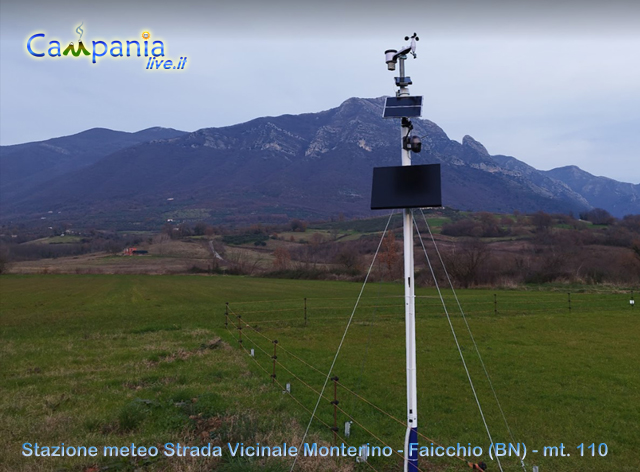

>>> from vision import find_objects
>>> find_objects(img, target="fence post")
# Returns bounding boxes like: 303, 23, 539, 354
331, 376, 339, 444
568, 292, 571, 312
494, 294, 497, 315
271, 340, 278, 384
225, 302, 228, 328
237, 315, 243, 345
304, 297, 307, 327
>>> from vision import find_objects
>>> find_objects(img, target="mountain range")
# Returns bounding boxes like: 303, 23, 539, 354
1, 97, 638, 228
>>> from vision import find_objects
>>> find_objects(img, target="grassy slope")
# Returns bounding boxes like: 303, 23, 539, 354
1, 275, 638, 471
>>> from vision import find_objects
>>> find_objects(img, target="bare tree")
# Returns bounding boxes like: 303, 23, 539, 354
273, 247, 291, 271
444, 239, 491, 288
335, 248, 362, 272
633, 240, 640, 263
290, 219, 308, 232
581, 208, 616, 225
0, 248, 9, 274
226, 249, 264, 275
310, 232, 326, 247
531, 211, 553, 233
193, 221, 208, 236
378, 232, 402, 279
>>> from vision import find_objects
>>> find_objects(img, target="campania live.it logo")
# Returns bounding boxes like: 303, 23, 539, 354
26, 23, 187, 70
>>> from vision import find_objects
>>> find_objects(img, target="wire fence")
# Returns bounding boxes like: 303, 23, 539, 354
220, 287, 636, 472
223, 292, 636, 331
222, 301, 554, 472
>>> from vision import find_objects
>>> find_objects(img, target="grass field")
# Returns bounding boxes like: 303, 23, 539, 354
1, 275, 638, 472
24, 236, 85, 245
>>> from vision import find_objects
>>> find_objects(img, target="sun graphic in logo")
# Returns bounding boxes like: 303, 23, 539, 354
142, 31, 150, 40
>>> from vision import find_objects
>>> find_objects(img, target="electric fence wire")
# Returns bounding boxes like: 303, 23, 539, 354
419, 209, 527, 472
412, 212, 505, 472
288, 211, 396, 472
228, 327, 383, 472
242, 335, 428, 471
229, 298, 482, 469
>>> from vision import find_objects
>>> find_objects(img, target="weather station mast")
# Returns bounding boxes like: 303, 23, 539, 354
371, 33, 442, 472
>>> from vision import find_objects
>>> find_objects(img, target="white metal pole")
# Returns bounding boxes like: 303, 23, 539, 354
398, 57, 419, 472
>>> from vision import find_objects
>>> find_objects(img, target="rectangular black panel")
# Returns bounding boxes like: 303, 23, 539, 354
371, 164, 442, 210
386, 96, 423, 107
383, 107, 422, 118
383, 96, 423, 118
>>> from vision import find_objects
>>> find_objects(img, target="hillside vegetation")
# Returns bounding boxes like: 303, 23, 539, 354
2, 210, 639, 289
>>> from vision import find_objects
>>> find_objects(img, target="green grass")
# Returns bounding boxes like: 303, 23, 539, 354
162, 209, 212, 220
24, 235, 85, 245
1, 275, 638, 471
222, 233, 270, 246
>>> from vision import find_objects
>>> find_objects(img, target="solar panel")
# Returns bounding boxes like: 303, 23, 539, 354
383, 96, 423, 118
371, 164, 442, 210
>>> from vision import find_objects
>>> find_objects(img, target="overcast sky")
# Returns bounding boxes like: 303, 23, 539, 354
1, 0, 639, 183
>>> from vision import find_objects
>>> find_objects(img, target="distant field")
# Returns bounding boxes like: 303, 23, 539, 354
1, 275, 638, 471
23, 235, 85, 245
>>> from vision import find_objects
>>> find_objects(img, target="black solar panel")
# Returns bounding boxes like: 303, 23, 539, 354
371, 164, 441, 210
383, 96, 423, 118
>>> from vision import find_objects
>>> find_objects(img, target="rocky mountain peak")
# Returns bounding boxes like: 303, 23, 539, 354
462, 135, 490, 157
